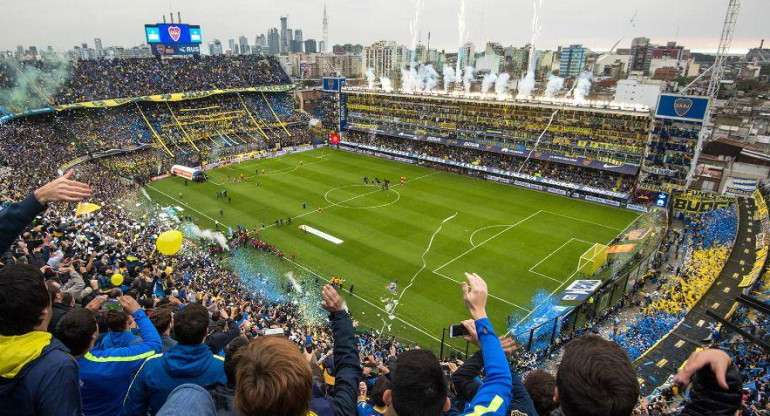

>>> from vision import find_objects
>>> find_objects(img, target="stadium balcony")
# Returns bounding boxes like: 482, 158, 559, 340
342, 130, 637, 202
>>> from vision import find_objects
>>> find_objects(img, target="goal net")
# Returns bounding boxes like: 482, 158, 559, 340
577, 243, 609, 277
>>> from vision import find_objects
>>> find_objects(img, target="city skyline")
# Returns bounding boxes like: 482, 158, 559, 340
0, 0, 766, 54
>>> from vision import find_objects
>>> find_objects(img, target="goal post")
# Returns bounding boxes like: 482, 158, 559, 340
577, 243, 609, 277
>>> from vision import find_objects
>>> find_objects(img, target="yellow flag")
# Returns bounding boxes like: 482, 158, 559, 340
75, 203, 101, 217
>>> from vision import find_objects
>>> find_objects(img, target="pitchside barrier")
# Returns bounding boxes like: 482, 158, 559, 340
440, 210, 667, 357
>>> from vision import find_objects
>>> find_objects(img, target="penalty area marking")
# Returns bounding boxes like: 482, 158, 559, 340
324, 185, 400, 209
527, 238, 596, 283
299, 225, 343, 245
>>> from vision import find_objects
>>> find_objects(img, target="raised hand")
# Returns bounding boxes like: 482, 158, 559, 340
321, 285, 344, 313
118, 295, 141, 315
33, 169, 92, 204
462, 272, 488, 320
674, 349, 732, 390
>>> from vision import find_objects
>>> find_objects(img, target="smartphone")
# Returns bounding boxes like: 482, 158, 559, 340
103, 299, 122, 311
448, 324, 469, 338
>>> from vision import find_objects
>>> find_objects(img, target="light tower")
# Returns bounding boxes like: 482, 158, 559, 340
685, 0, 740, 187
322, 2, 329, 53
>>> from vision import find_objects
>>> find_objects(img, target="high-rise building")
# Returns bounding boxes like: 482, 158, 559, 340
458, 42, 475, 69
256, 34, 267, 48
363, 40, 407, 78
559, 44, 587, 77
294, 29, 304, 53
268, 28, 280, 55
209, 39, 223, 55
239, 36, 250, 54
286, 29, 294, 52
280, 16, 288, 54
319, 41, 326, 54
94, 38, 103, 57
322, 3, 329, 53
229, 39, 238, 55
305, 39, 318, 54
629, 37, 652, 75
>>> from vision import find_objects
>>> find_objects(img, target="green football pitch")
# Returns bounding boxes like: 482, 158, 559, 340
145, 148, 638, 351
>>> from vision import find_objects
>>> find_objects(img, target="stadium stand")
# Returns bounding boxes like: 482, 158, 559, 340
0, 54, 757, 416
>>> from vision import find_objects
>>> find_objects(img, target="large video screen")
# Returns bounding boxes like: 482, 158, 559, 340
145, 24, 202, 44
655, 94, 709, 123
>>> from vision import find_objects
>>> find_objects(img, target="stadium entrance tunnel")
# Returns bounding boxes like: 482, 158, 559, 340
324, 184, 400, 209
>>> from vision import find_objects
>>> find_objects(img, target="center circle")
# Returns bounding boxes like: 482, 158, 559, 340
324, 185, 401, 209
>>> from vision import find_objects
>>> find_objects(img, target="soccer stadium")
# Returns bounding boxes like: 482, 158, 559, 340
1, 1, 769, 416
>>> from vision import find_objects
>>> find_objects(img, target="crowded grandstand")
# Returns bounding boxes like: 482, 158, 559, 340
0, 4, 767, 416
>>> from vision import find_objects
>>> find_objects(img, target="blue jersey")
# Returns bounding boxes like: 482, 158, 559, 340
357, 402, 386, 416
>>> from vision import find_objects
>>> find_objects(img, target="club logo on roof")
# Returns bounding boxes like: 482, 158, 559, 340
167, 26, 181, 42
673, 97, 693, 117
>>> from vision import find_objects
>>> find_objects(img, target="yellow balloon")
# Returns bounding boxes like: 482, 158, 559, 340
156, 230, 183, 256
111, 273, 124, 286
165, 266, 173, 275
116, 233, 122, 238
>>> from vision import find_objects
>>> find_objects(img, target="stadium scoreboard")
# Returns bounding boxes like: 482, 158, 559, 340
145, 23, 202, 56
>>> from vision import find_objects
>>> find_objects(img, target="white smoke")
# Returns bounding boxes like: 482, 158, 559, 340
443, 66, 456, 91
365, 68, 375, 89
463, 66, 474, 93
544, 73, 565, 98
422, 64, 440, 91
573, 71, 592, 102
285, 271, 303, 294
381, 77, 393, 92
400, 67, 415, 93
517, 70, 536, 98
495, 73, 511, 96
184, 223, 228, 251
481, 73, 498, 94
455, 0, 466, 84
518, 0, 543, 99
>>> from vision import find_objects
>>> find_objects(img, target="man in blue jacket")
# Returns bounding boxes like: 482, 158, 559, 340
0, 264, 82, 416
122, 302, 226, 416
56, 295, 162, 416
383, 273, 512, 416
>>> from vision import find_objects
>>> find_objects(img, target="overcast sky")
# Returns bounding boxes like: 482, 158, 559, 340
0, 0, 766, 54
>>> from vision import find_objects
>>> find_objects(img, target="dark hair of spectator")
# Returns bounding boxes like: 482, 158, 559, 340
0, 264, 51, 336
105, 310, 129, 332
372, 376, 390, 408
224, 336, 250, 387
235, 336, 313, 416
557, 335, 640, 416
390, 349, 448, 416
524, 369, 557, 416
56, 309, 97, 356
46, 280, 62, 301
173, 302, 209, 345
149, 306, 173, 335
61, 292, 74, 307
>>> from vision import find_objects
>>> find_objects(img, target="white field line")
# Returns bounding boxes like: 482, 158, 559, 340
291, 260, 457, 348
433, 210, 543, 274
384, 212, 458, 332
469, 224, 510, 248
527, 238, 596, 284
511, 213, 643, 329
432, 270, 531, 312
212, 158, 329, 187
259, 171, 439, 231
541, 210, 623, 231
146, 184, 458, 349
